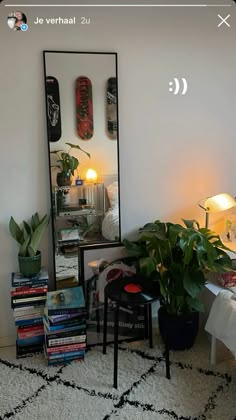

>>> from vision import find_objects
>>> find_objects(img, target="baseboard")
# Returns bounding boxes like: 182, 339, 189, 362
0, 335, 15, 348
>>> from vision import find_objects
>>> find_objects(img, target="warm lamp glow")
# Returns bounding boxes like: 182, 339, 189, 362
204, 193, 236, 213
86, 168, 97, 183
198, 193, 236, 228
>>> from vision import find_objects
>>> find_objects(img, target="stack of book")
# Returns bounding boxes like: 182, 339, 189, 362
44, 286, 87, 366
11, 269, 49, 358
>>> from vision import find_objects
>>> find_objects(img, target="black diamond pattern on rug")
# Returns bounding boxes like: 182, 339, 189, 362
0, 344, 235, 420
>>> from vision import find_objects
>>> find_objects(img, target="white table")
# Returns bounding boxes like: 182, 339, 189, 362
205, 279, 224, 364
205, 244, 236, 364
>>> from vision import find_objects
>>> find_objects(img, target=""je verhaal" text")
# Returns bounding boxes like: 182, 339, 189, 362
34, 17, 76, 24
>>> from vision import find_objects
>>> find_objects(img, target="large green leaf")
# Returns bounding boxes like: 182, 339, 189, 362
123, 239, 148, 257
23, 221, 31, 237
140, 222, 167, 241
66, 143, 91, 159
168, 224, 184, 247
31, 213, 40, 231
19, 236, 31, 257
9, 217, 24, 245
183, 270, 205, 298
28, 214, 49, 256
186, 296, 204, 312
182, 219, 200, 229
139, 256, 156, 276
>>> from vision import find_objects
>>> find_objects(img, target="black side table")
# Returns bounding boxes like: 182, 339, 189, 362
102, 275, 171, 388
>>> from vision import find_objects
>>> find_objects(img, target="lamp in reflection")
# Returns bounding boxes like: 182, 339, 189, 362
86, 168, 97, 183
198, 193, 236, 228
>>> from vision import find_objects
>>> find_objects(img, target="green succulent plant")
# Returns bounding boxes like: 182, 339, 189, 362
124, 219, 234, 315
51, 142, 90, 176
9, 212, 49, 257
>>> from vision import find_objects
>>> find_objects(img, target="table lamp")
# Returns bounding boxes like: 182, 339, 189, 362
198, 193, 236, 228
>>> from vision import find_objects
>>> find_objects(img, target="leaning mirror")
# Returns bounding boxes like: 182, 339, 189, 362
43, 51, 120, 290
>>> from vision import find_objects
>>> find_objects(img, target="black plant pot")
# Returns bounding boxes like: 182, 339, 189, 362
56, 172, 72, 187
158, 306, 199, 350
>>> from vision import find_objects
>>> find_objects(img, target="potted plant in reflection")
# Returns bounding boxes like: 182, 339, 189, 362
9, 212, 49, 277
123, 219, 233, 350
51, 142, 91, 187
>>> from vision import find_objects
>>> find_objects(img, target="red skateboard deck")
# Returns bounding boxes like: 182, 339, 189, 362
106, 77, 117, 140
46, 76, 62, 142
75, 76, 94, 140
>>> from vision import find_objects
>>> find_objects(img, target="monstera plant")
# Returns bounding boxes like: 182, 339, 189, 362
124, 219, 233, 349
9, 212, 49, 277
51, 142, 90, 186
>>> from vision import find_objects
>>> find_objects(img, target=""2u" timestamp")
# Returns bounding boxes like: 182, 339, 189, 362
80, 17, 91, 25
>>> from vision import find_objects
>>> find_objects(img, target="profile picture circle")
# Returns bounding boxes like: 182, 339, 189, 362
7, 11, 27, 31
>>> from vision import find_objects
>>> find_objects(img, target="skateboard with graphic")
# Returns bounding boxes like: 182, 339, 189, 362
106, 77, 117, 140
75, 76, 94, 140
45, 76, 62, 142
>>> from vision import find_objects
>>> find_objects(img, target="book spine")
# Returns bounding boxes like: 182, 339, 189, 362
18, 324, 44, 332
47, 356, 84, 366
48, 350, 85, 360
14, 305, 44, 312
18, 331, 44, 339
46, 308, 86, 316
46, 342, 86, 354
45, 328, 86, 340
14, 311, 44, 319
48, 313, 86, 324
47, 334, 86, 347
16, 346, 44, 357
17, 336, 44, 346
15, 318, 43, 326
11, 287, 48, 296
12, 301, 46, 309
12, 295, 47, 303
12, 279, 48, 287
44, 321, 86, 334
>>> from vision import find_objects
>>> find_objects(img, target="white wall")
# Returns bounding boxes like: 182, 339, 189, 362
0, 1, 235, 344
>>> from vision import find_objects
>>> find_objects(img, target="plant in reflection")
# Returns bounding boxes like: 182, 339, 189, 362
51, 142, 90, 186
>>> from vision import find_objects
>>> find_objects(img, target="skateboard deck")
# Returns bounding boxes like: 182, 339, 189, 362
46, 76, 62, 142
106, 77, 117, 140
75, 76, 94, 140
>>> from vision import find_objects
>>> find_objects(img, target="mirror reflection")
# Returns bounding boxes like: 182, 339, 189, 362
43, 51, 120, 290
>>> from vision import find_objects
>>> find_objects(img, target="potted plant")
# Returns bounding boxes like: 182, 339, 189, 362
9, 212, 49, 277
51, 142, 90, 187
123, 219, 233, 350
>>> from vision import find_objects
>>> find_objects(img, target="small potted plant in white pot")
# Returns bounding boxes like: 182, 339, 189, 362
51, 142, 90, 187
9, 212, 49, 277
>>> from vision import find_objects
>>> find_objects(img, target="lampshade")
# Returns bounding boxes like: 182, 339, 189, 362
198, 193, 236, 228
86, 168, 97, 183
204, 193, 236, 213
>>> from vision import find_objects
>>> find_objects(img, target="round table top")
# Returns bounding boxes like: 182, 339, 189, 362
104, 274, 160, 307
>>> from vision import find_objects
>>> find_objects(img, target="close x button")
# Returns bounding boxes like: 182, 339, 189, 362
218, 14, 231, 28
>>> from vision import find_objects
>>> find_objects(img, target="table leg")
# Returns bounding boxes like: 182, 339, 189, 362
114, 303, 119, 389
103, 295, 108, 355
210, 336, 217, 365
148, 304, 153, 348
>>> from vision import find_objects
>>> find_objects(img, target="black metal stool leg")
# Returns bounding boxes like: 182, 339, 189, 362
165, 332, 171, 379
113, 303, 119, 389
148, 304, 153, 348
96, 307, 100, 333
103, 295, 108, 355
144, 305, 149, 339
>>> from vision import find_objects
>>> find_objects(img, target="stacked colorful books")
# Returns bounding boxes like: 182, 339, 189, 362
44, 286, 87, 366
11, 269, 48, 358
